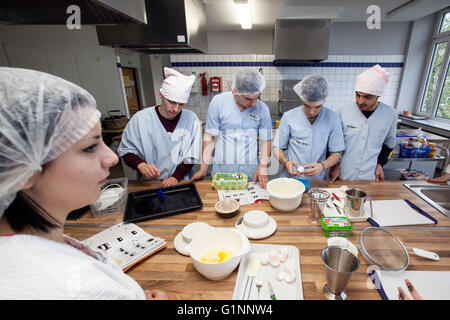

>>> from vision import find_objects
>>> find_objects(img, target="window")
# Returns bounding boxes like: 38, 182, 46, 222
418, 8, 450, 121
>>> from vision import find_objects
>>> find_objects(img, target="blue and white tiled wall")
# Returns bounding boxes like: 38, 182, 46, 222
170, 54, 404, 122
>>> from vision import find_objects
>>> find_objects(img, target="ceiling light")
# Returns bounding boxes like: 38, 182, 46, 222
234, 0, 252, 30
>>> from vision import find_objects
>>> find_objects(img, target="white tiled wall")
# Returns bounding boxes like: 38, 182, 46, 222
171, 54, 404, 122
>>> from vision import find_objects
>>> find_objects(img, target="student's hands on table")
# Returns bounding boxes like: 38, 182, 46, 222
137, 162, 161, 179
253, 165, 268, 189
329, 165, 343, 183
398, 279, 422, 300
161, 177, 178, 187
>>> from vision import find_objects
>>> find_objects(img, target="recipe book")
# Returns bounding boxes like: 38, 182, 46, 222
370, 270, 450, 300
82, 222, 167, 272
217, 182, 269, 206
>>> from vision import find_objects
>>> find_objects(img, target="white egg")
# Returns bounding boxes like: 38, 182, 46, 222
278, 247, 290, 262
276, 269, 285, 281
297, 166, 304, 174
284, 271, 297, 283
260, 251, 270, 265
283, 264, 297, 283
270, 253, 281, 267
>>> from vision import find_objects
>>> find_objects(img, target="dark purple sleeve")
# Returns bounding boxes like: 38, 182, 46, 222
171, 163, 194, 181
121, 153, 145, 171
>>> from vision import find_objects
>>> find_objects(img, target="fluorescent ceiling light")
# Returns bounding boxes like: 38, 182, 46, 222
234, 0, 252, 30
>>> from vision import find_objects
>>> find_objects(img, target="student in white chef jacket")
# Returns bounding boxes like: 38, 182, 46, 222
118, 68, 202, 187
329, 64, 397, 182
192, 69, 272, 188
273, 75, 345, 181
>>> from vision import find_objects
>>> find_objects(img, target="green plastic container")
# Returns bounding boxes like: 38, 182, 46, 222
212, 173, 248, 190
320, 217, 353, 237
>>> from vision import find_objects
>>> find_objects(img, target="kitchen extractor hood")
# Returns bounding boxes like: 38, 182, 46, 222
96, 0, 207, 54
273, 19, 330, 63
0, 0, 147, 25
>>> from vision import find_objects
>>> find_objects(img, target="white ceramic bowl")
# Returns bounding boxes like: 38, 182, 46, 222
189, 228, 250, 280
266, 178, 306, 212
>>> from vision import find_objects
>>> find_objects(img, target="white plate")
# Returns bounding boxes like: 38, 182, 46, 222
232, 244, 303, 300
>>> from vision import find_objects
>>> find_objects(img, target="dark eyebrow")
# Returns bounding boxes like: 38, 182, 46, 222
90, 135, 101, 140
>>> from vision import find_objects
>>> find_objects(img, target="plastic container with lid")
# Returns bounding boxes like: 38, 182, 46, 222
320, 217, 353, 237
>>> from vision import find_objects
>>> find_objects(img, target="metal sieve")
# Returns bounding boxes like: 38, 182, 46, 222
359, 227, 410, 271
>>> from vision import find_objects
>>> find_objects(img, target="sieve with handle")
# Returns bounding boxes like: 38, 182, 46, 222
359, 227, 440, 272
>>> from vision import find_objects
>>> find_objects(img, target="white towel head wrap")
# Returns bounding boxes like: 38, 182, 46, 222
354, 64, 389, 97
159, 67, 195, 104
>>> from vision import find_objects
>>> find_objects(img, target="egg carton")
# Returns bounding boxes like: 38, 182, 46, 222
212, 173, 248, 190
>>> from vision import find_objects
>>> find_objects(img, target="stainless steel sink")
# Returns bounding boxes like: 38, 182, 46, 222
404, 184, 450, 217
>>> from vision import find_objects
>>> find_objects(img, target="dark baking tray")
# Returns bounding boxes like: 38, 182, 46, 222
67, 205, 90, 220
123, 183, 203, 223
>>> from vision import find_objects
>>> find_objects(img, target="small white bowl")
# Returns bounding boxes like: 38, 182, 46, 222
189, 228, 251, 280
266, 178, 306, 212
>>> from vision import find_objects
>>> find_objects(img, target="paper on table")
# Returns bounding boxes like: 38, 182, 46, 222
371, 270, 450, 300
217, 182, 269, 206
369, 199, 435, 227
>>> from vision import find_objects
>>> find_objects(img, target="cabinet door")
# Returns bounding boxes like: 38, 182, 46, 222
4, 44, 50, 73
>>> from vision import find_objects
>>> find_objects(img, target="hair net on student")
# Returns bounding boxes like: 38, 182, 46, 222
0, 67, 101, 217
293, 74, 328, 103
232, 69, 266, 95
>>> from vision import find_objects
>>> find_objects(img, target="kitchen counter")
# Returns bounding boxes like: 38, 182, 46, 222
64, 180, 450, 300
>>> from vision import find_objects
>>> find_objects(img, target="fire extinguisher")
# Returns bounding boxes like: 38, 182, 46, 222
200, 73, 208, 96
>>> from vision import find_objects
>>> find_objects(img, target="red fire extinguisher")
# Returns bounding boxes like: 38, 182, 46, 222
200, 73, 208, 96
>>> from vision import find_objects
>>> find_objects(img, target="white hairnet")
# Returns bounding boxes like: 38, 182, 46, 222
0, 67, 101, 216
160, 67, 195, 104
232, 69, 266, 95
355, 64, 389, 96
294, 74, 328, 103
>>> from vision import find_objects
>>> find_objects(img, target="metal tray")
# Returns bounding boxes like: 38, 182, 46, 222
123, 183, 203, 223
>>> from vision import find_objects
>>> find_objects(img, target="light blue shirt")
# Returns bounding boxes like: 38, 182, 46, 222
273, 106, 345, 180
332, 101, 397, 180
118, 106, 202, 180
205, 91, 272, 180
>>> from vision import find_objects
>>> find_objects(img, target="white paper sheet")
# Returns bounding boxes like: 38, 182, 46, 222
370, 199, 435, 226
372, 270, 450, 300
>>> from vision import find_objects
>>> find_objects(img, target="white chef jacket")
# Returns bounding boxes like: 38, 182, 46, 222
205, 92, 272, 180
118, 107, 202, 180
0, 234, 146, 299
273, 106, 345, 180
332, 101, 397, 180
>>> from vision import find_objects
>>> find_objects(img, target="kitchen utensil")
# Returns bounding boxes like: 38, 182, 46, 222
307, 189, 330, 225
256, 271, 263, 300
266, 178, 305, 212
359, 227, 440, 272
321, 246, 360, 300
189, 228, 251, 280
268, 280, 277, 300
242, 257, 261, 300
344, 188, 367, 218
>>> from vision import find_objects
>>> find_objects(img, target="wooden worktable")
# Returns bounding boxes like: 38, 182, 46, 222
64, 180, 450, 300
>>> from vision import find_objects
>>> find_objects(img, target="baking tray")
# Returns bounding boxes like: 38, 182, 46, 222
123, 183, 203, 223
67, 205, 91, 220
